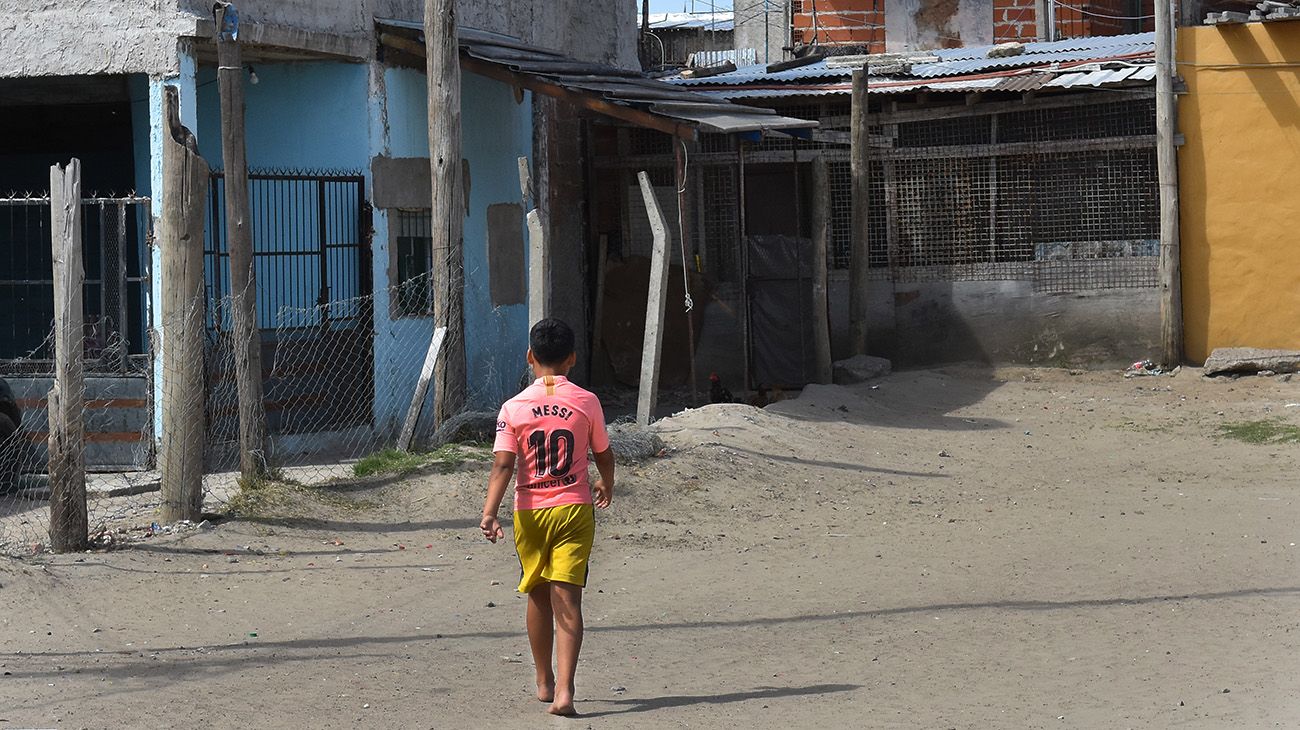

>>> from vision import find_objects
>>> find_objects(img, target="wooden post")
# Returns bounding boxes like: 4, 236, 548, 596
636, 171, 671, 426
398, 326, 447, 452
48, 159, 87, 552
811, 156, 833, 385
1156, 0, 1184, 367
591, 232, 610, 374
214, 3, 268, 480
159, 87, 209, 522
674, 141, 699, 406
848, 67, 870, 356
737, 142, 751, 391
426, 0, 467, 426
527, 209, 549, 326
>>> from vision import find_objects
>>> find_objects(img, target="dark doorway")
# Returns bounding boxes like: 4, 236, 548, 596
0, 76, 136, 195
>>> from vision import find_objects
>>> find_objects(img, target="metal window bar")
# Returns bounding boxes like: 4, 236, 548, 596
205, 172, 369, 332
0, 196, 152, 375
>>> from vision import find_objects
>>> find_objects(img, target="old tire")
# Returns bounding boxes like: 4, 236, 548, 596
0, 413, 19, 495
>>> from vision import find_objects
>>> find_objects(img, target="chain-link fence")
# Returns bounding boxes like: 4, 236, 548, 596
0, 267, 523, 557
1, 166, 527, 557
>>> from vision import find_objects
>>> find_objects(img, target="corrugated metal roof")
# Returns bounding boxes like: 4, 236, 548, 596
672, 60, 847, 85
671, 32, 1155, 87
908, 42, 1154, 77
647, 12, 734, 31
699, 86, 854, 100
375, 21, 816, 137
1044, 64, 1153, 88
928, 32, 1155, 60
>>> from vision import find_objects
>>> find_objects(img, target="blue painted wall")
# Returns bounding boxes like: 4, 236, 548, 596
196, 62, 369, 171
369, 67, 532, 437
194, 62, 370, 334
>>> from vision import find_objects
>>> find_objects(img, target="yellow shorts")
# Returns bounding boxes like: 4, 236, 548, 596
513, 503, 595, 594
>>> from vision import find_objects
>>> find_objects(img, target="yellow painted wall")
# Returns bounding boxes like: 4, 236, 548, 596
1178, 24, 1300, 362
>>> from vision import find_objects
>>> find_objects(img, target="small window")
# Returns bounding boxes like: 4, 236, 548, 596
395, 210, 433, 317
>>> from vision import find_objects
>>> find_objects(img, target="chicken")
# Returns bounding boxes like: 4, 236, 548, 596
708, 373, 733, 404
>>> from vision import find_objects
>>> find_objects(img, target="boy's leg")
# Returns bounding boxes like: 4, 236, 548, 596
526, 583, 555, 702
548, 581, 584, 716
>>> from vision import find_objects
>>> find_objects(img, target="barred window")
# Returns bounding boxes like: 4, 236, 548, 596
394, 210, 433, 317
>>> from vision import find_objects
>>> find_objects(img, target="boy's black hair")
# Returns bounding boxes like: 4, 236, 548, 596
530, 318, 575, 366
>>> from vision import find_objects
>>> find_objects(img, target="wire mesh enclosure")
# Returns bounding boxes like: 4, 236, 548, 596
0, 196, 152, 374
596, 92, 1159, 293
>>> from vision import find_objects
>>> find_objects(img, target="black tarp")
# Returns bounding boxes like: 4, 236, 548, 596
747, 235, 817, 389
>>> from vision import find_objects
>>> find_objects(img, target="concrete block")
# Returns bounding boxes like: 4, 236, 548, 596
833, 354, 892, 384
1203, 348, 1300, 376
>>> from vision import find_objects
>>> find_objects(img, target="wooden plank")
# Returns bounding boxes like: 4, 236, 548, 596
849, 68, 870, 356
426, 0, 468, 428
47, 158, 87, 552
159, 86, 209, 522
738, 143, 751, 392
215, 3, 269, 480
527, 209, 549, 326
1156, 0, 1183, 366
398, 326, 448, 452
811, 156, 833, 384
636, 171, 672, 427
675, 141, 699, 406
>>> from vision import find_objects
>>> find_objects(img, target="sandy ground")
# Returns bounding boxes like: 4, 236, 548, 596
1, 365, 1299, 729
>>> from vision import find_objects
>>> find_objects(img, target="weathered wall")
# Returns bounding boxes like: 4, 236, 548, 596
176, 0, 637, 67
4, 0, 636, 80
735, 0, 789, 63
1178, 23, 1300, 362
368, 65, 532, 434
0, 0, 195, 78
887, 0, 993, 52
879, 281, 1159, 367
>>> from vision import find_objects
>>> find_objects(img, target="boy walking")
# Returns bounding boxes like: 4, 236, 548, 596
480, 318, 615, 716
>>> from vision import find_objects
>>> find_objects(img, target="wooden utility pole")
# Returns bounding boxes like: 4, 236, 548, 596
426, 0, 467, 427
811, 156, 834, 384
636, 171, 671, 426
1155, 0, 1183, 367
214, 2, 268, 480
48, 159, 87, 552
159, 87, 209, 522
848, 67, 870, 356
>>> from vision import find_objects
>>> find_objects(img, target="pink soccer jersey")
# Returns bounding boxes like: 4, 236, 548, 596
494, 375, 611, 511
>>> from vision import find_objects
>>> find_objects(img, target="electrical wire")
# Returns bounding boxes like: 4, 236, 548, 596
675, 139, 694, 314
1051, 0, 1155, 20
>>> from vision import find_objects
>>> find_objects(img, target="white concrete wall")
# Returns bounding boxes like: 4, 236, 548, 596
0, 0, 197, 78
733, 0, 788, 64
2, 0, 638, 79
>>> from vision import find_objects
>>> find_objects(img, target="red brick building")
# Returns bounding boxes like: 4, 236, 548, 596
778, 0, 1153, 54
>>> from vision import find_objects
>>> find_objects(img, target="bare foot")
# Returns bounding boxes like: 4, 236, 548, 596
548, 688, 576, 716
547, 700, 577, 717
536, 680, 555, 703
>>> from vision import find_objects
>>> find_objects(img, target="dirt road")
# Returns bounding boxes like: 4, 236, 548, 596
1, 366, 1298, 728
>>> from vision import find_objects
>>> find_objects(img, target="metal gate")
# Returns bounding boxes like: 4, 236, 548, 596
0, 194, 154, 471
204, 172, 373, 443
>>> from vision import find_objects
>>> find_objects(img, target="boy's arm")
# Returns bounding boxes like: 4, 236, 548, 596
592, 447, 615, 509
480, 451, 515, 542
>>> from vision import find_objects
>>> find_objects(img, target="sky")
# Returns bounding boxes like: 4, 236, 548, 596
647, 0, 734, 13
